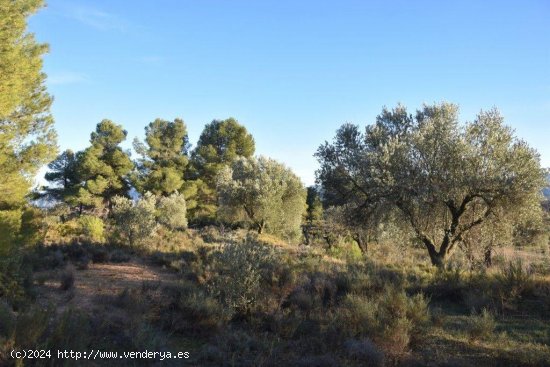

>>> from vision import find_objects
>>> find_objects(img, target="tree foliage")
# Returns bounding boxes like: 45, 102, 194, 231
217, 156, 306, 240
316, 103, 546, 266
43, 150, 81, 206
305, 186, 323, 224
111, 194, 157, 246
156, 192, 188, 231
77, 120, 133, 211
190, 118, 255, 221
0, 0, 56, 252
133, 118, 190, 196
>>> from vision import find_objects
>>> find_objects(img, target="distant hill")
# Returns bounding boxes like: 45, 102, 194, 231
544, 174, 550, 199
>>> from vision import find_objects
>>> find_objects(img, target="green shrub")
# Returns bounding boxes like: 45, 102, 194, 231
161, 283, 227, 335
78, 215, 104, 242
0, 255, 31, 308
199, 225, 225, 243
337, 294, 379, 337
326, 240, 363, 262
498, 258, 534, 298
335, 285, 430, 361
208, 238, 279, 316
467, 308, 496, 341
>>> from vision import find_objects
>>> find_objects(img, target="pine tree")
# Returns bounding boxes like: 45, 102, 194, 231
43, 150, 81, 206
78, 120, 133, 212
0, 0, 57, 252
133, 118, 190, 196
189, 118, 255, 221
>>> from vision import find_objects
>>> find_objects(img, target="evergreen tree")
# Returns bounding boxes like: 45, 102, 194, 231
78, 120, 133, 211
133, 118, 190, 196
43, 150, 81, 206
190, 118, 255, 221
0, 0, 57, 252
305, 186, 323, 224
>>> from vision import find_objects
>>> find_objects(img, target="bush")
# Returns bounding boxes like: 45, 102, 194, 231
0, 300, 16, 340
110, 249, 131, 263
498, 258, 534, 298
0, 255, 31, 308
156, 192, 187, 230
344, 338, 385, 366
112, 194, 157, 246
467, 308, 496, 341
45, 309, 91, 352
161, 283, 227, 335
208, 238, 279, 316
14, 306, 50, 348
335, 285, 430, 361
59, 266, 75, 291
78, 215, 104, 242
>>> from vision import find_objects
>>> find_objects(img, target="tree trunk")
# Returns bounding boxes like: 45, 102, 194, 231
429, 251, 446, 268
423, 238, 447, 268
303, 225, 311, 245
484, 246, 493, 268
256, 221, 265, 234
353, 233, 368, 254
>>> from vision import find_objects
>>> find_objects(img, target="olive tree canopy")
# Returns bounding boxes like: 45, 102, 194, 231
316, 103, 546, 267
217, 156, 306, 241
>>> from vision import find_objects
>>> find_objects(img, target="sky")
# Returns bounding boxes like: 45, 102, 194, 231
29, 0, 550, 186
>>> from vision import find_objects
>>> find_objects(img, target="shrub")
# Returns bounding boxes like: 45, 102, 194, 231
0, 300, 16, 340
208, 238, 279, 316
199, 225, 226, 243
78, 215, 104, 242
344, 338, 385, 366
14, 306, 50, 348
335, 285, 430, 361
156, 192, 187, 230
326, 240, 363, 262
45, 309, 91, 352
498, 258, 534, 298
0, 255, 31, 308
467, 308, 496, 341
295, 354, 339, 367
110, 249, 131, 263
112, 193, 157, 246
90, 247, 109, 263
161, 283, 227, 335
406, 293, 430, 334
59, 266, 75, 291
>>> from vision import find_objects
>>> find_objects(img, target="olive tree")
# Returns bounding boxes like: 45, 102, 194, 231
156, 192, 188, 231
217, 156, 306, 240
111, 194, 157, 246
317, 103, 546, 267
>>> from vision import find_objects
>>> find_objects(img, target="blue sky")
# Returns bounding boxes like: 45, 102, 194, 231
30, 0, 549, 185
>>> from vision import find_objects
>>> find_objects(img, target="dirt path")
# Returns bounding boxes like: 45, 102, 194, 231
35, 260, 179, 314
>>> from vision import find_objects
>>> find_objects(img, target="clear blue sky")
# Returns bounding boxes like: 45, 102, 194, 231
29, 0, 549, 185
